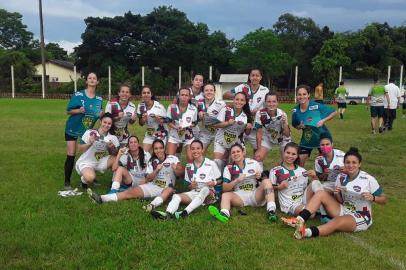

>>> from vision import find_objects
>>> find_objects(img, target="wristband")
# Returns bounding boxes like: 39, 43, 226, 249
373, 195, 376, 202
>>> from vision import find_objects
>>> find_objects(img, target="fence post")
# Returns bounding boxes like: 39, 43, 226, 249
142, 66, 145, 86
11, 65, 15, 99
73, 66, 77, 92
209, 65, 212, 81
178, 66, 182, 89
387, 65, 391, 84
108, 66, 111, 100
339, 66, 342, 85
294, 66, 298, 102
400, 65, 404, 89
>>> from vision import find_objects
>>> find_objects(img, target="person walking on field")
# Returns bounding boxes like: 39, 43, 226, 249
335, 81, 349, 119
366, 79, 389, 134
314, 82, 324, 104
383, 79, 401, 131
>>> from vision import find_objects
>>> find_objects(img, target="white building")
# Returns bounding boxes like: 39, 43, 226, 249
34, 60, 80, 83
215, 74, 248, 100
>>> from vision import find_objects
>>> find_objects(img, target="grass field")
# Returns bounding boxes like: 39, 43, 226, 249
0, 98, 405, 270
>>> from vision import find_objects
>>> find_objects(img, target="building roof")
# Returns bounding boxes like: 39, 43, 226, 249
219, 74, 248, 83
49, 59, 75, 69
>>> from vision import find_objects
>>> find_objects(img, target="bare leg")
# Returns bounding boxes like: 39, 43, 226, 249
116, 186, 144, 201
299, 153, 308, 167
303, 190, 342, 218
166, 142, 178, 156
80, 167, 96, 184
317, 215, 356, 236
220, 192, 244, 213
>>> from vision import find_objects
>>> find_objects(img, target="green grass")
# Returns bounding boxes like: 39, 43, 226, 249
0, 99, 405, 269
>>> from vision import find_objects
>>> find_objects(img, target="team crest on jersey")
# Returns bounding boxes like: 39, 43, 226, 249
163, 162, 170, 167
212, 110, 218, 115
303, 127, 312, 142
82, 116, 94, 129
237, 121, 244, 125
257, 97, 262, 103
186, 117, 192, 123
306, 117, 313, 123
248, 169, 255, 174
199, 174, 206, 179
353, 186, 361, 192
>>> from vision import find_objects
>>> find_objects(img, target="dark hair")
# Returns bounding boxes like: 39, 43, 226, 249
190, 139, 204, 149
339, 81, 344, 86
283, 142, 300, 165
127, 135, 146, 169
150, 139, 166, 161
264, 91, 278, 102
296, 84, 311, 94
319, 133, 333, 143
234, 92, 252, 123
389, 78, 395, 83
193, 73, 204, 80
100, 112, 114, 132
344, 147, 362, 163
247, 68, 263, 84
177, 86, 192, 105
203, 82, 216, 92
373, 78, 379, 83
86, 72, 98, 79
230, 143, 245, 153
141, 85, 157, 101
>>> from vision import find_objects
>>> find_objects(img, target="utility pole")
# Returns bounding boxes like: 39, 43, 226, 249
39, 0, 47, 98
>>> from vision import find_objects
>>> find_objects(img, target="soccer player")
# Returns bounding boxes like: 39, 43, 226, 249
189, 74, 205, 105
87, 139, 184, 211
367, 79, 390, 134
212, 92, 252, 172
64, 72, 103, 189
254, 92, 291, 164
151, 140, 221, 219
166, 87, 199, 162
208, 143, 277, 223
196, 83, 226, 153
292, 84, 337, 166
109, 135, 151, 192
137, 86, 168, 152
282, 147, 387, 239
334, 81, 349, 119
223, 68, 269, 153
105, 83, 137, 146
75, 113, 120, 188
314, 134, 345, 193
383, 79, 401, 131
268, 142, 321, 216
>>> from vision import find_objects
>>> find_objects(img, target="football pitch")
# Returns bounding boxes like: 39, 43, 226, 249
0, 99, 405, 269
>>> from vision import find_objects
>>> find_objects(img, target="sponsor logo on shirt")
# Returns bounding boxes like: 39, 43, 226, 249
248, 169, 255, 174
257, 97, 262, 103
199, 174, 206, 179
353, 186, 361, 192
306, 116, 313, 123
186, 117, 192, 123
163, 162, 170, 167
309, 105, 319, 110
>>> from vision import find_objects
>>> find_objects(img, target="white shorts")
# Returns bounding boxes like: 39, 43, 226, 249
214, 141, 228, 154
129, 173, 145, 187
244, 129, 258, 149
260, 138, 290, 151
233, 189, 265, 207
167, 129, 194, 145
139, 182, 164, 198
280, 193, 308, 215
143, 134, 167, 145
340, 206, 371, 232
75, 156, 109, 175
321, 181, 336, 192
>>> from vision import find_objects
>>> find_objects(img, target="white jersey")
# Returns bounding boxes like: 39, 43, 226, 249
231, 83, 269, 112
185, 158, 221, 191
77, 129, 120, 164
105, 100, 136, 143
167, 103, 198, 141
119, 151, 151, 182
335, 171, 383, 226
146, 155, 179, 189
197, 99, 226, 136
254, 108, 290, 144
190, 88, 204, 106
137, 101, 168, 140
384, 83, 401, 109
270, 164, 308, 212
315, 149, 345, 183
215, 106, 248, 148
223, 158, 263, 192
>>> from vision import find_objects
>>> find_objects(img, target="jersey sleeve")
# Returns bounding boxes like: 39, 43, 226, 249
166, 104, 173, 121
319, 103, 336, 119
269, 168, 277, 185
369, 176, 383, 196
211, 161, 222, 180
66, 93, 82, 111
222, 166, 231, 183
158, 104, 167, 118
314, 157, 322, 174
291, 108, 300, 127
254, 111, 262, 129
217, 106, 226, 122
146, 161, 154, 174
254, 160, 263, 173
110, 136, 120, 148
80, 130, 90, 144
136, 104, 141, 116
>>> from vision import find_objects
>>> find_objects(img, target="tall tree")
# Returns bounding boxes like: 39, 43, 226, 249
45, 43, 68, 60
0, 9, 33, 49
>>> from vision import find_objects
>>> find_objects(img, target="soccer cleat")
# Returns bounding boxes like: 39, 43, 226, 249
87, 188, 102, 204
174, 210, 188, 220
107, 189, 119, 194
268, 211, 277, 222
208, 205, 229, 223
151, 210, 168, 220
64, 182, 72, 190
294, 219, 306, 240
378, 127, 384, 133
281, 216, 298, 228
143, 204, 154, 213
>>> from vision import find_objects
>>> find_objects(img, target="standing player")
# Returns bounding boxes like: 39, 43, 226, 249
109, 135, 151, 193
88, 139, 184, 211
190, 74, 205, 105
105, 84, 137, 146
223, 68, 269, 153
314, 134, 345, 193
151, 140, 221, 219
212, 92, 252, 172
292, 85, 337, 166
166, 87, 198, 162
196, 83, 226, 153
383, 79, 401, 131
367, 79, 389, 134
254, 92, 291, 164
64, 72, 103, 189
402, 86, 406, 119
334, 81, 349, 119
137, 86, 168, 152
75, 113, 120, 188
208, 143, 277, 223
282, 147, 387, 239
268, 142, 321, 217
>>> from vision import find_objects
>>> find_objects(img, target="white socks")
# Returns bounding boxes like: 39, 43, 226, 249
304, 228, 312, 237
267, 201, 276, 212
184, 187, 210, 214
111, 181, 120, 190
166, 194, 181, 214
150, 196, 164, 208
220, 208, 230, 217
100, 193, 118, 202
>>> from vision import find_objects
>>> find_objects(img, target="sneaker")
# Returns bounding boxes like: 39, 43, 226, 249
294, 218, 306, 240
379, 127, 384, 133
371, 129, 376, 134
174, 210, 188, 220
80, 182, 88, 189
64, 182, 72, 190
107, 189, 119, 194
87, 188, 102, 204
208, 205, 229, 223
281, 216, 298, 228
151, 210, 168, 220
143, 204, 154, 213
268, 211, 277, 222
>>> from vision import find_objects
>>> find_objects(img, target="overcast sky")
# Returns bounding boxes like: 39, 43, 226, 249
1, 0, 405, 53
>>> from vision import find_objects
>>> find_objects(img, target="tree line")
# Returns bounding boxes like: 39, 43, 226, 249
0, 6, 405, 96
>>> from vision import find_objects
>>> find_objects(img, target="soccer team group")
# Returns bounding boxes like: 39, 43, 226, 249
63, 69, 389, 240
